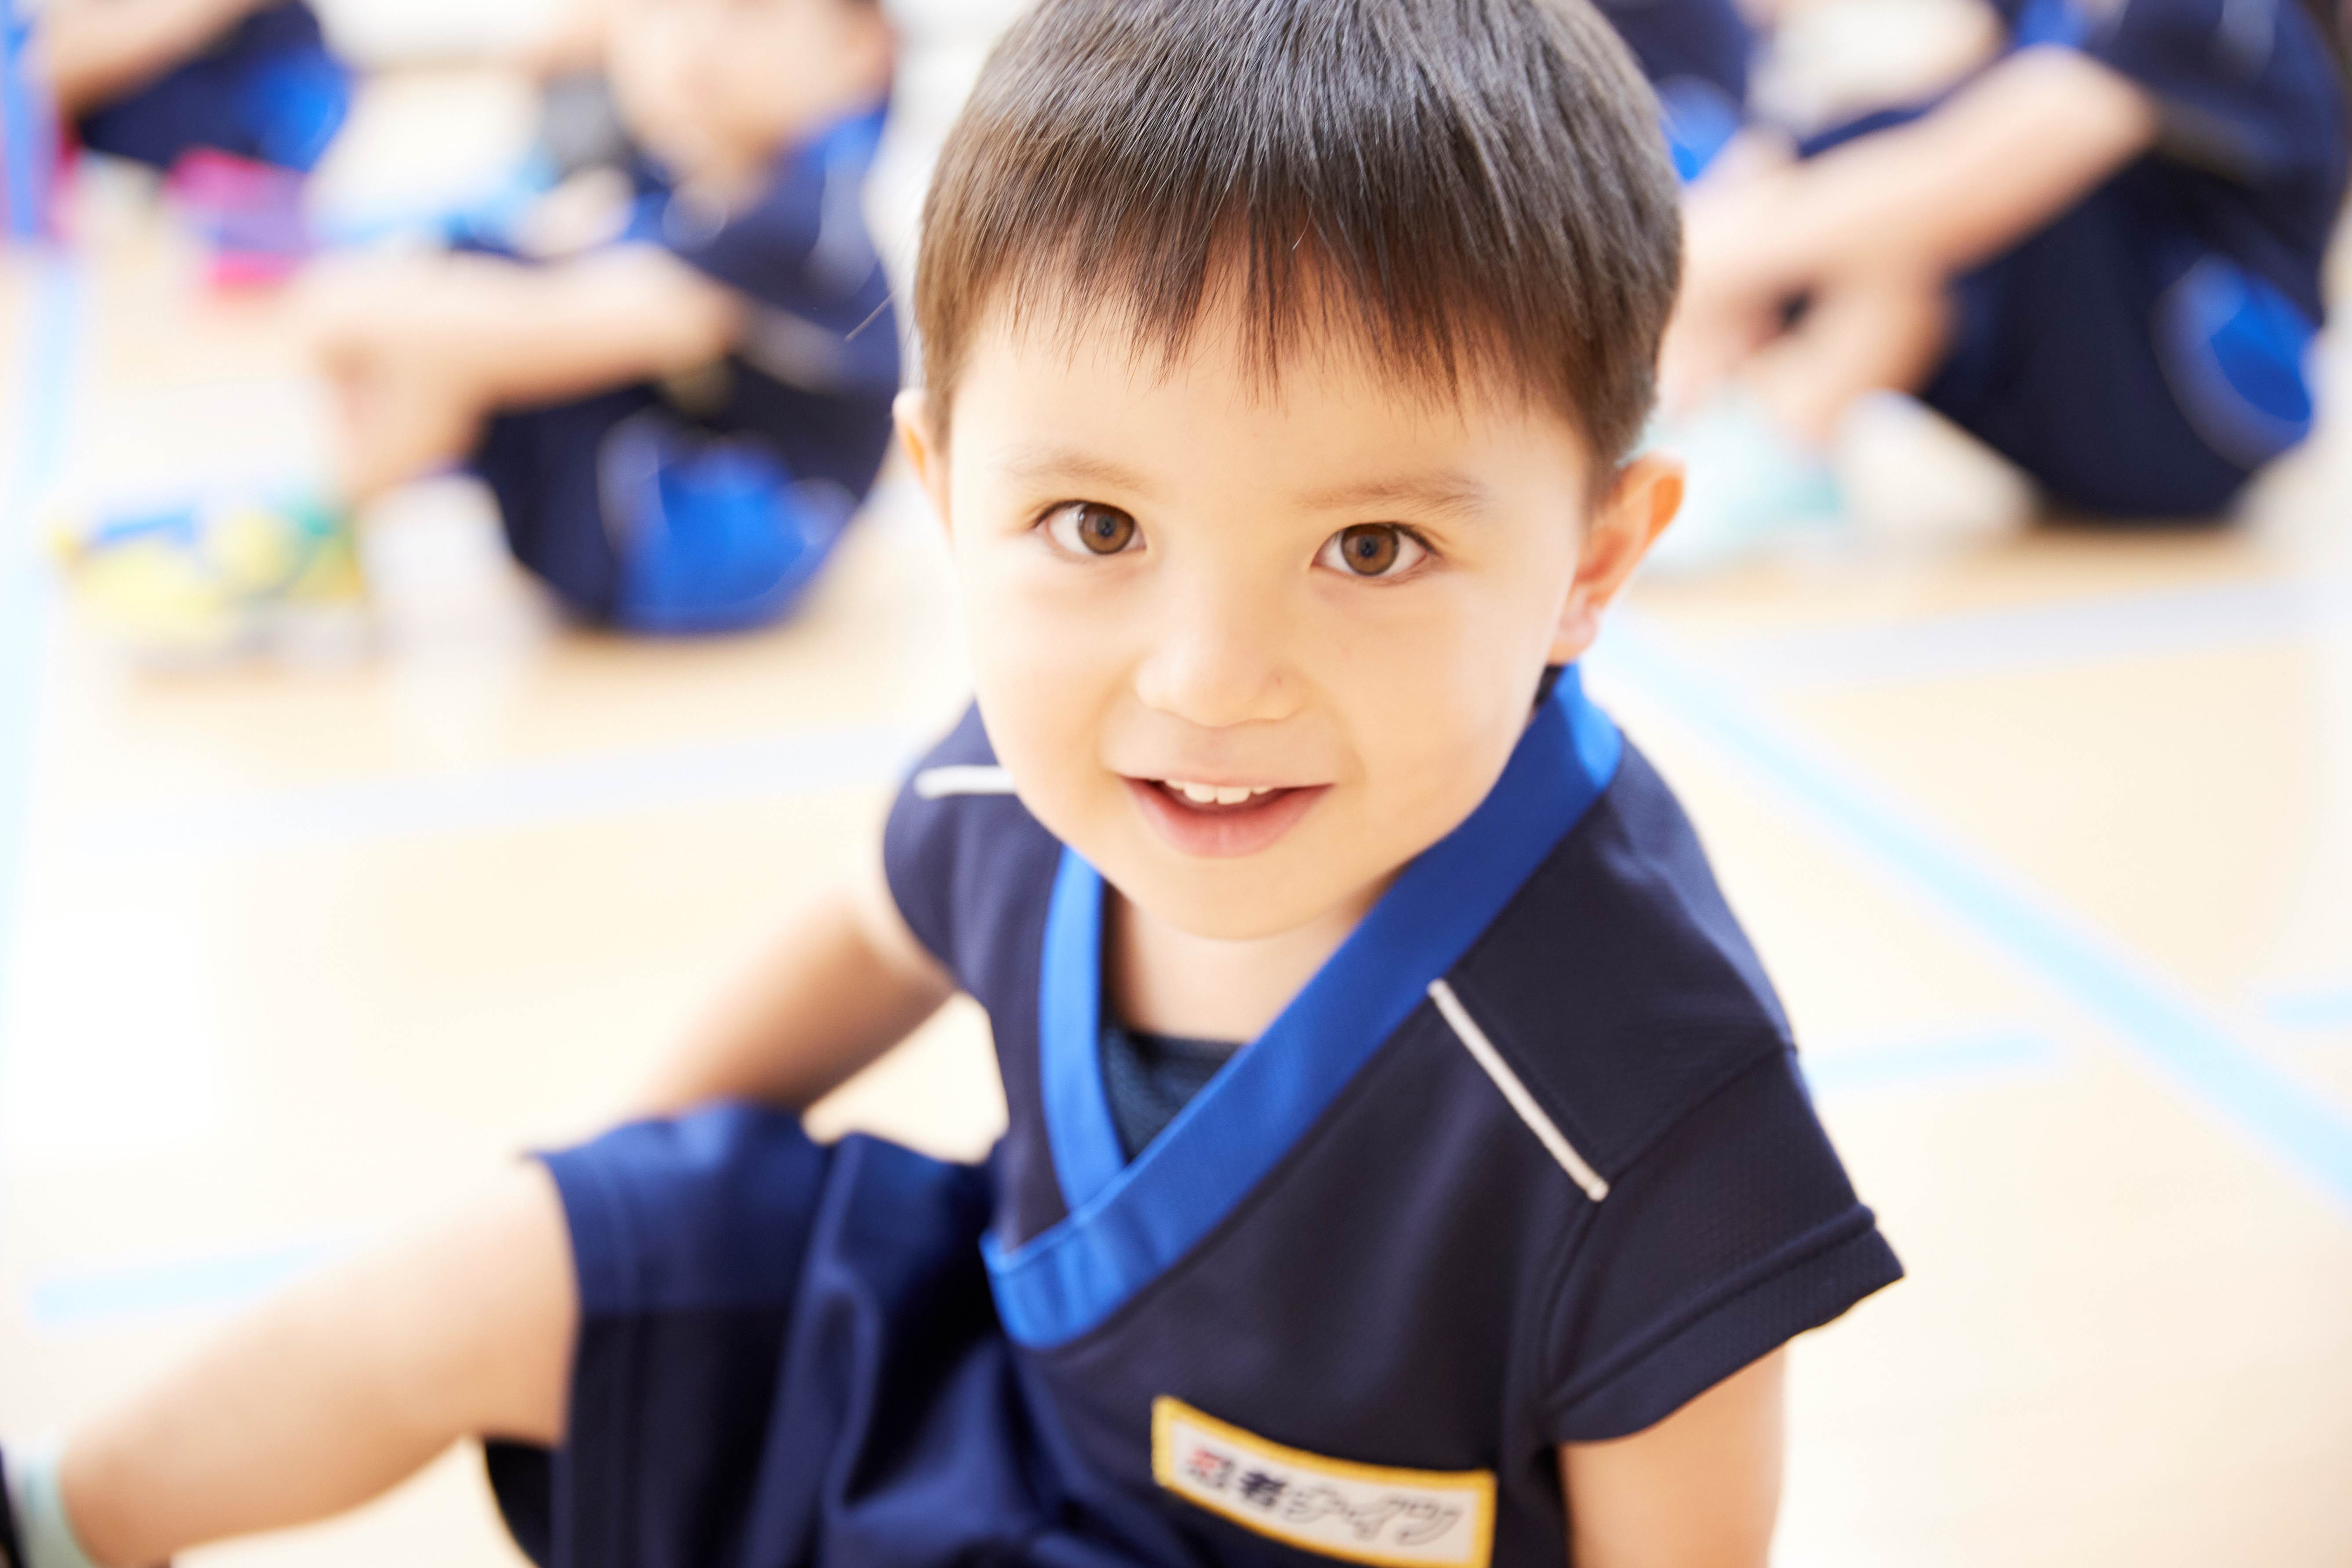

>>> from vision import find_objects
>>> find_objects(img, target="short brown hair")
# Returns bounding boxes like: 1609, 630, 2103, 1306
914, 0, 1681, 470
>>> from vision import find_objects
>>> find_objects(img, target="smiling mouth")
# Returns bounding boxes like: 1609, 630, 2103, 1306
1155, 779, 1289, 810
1122, 775, 1331, 857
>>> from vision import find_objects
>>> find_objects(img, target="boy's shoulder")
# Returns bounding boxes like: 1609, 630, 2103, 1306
883, 703, 1062, 992
1445, 738, 1796, 1186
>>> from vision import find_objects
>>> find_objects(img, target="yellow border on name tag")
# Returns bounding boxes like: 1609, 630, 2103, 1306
1150, 1396, 1497, 1568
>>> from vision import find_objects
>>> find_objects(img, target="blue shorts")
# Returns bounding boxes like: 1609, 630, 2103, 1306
471, 391, 857, 635
486, 1106, 1141, 1568
1924, 175, 2316, 518
74, 1, 348, 174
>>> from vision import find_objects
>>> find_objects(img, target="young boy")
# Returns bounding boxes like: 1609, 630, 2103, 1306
1651, 0, 2348, 569
58, 0, 900, 649
2, 2, 1901, 1565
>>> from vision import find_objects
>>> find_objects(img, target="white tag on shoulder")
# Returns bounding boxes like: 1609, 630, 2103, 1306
1151, 1397, 1496, 1568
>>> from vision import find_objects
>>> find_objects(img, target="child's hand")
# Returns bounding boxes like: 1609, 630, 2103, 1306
294, 254, 443, 371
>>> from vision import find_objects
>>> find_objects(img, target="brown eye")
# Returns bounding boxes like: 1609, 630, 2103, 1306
1047, 502, 1139, 557
1339, 526, 1399, 574
1319, 523, 1425, 578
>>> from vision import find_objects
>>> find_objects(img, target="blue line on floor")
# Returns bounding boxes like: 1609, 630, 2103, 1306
31, 1237, 349, 1329
1595, 612, 2352, 1215
1801, 1030, 2061, 1096
2267, 986, 2352, 1036
0, 252, 80, 1044
65, 721, 924, 860
1669, 576, 2344, 693
3, 251, 84, 1341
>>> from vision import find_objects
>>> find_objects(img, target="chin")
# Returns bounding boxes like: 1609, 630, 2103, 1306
1129, 859, 1352, 943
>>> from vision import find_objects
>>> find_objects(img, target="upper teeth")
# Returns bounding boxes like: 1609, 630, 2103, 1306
1168, 781, 1275, 806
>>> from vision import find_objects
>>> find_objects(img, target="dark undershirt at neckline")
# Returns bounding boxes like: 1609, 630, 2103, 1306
1100, 1022, 1242, 1161
1091, 667, 1567, 1161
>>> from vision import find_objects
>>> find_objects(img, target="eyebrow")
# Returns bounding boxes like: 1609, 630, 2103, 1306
998, 445, 1158, 498
1297, 472, 1495, 522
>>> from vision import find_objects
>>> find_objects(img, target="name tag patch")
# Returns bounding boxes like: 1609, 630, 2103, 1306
1150, 1397, 1496, 1568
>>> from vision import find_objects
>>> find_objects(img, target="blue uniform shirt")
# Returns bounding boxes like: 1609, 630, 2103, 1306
884, 672, 1901, 1564
490, 671, 1900, 1568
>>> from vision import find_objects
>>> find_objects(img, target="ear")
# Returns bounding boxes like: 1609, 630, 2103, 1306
1548, 453, 1683, 665
894, 389, 952, 536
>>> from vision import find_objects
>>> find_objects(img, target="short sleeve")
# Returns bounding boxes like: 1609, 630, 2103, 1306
1540, 1047, 1902, 1443
880, 703, 998, 969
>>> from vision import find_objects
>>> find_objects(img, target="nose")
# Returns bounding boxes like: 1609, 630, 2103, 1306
1131, 568, 1298, 731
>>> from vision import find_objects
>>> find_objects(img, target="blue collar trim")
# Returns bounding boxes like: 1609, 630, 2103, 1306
985, 667, 1625, 1348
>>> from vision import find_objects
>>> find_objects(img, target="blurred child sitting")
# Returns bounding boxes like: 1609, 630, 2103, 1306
60, 0, 900, 651
1651, 0, 2348, 571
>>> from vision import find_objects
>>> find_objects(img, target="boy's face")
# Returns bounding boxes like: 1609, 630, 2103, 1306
902, 309, 1677, 944
609, 0, 887, 178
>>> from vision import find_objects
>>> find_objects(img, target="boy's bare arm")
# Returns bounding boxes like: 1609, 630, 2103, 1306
299, 246, 749, 497
302, 246, 746, 417
449, 247, 747, 407
1664, 46, 2157, 415
635, 844, 959, 1117
1558, 1350, 1786, 1568
34, 0, 269, 118
1688, 46, 2159, 302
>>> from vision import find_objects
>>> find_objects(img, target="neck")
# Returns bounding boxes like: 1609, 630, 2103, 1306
1105, 877, 1390, 1044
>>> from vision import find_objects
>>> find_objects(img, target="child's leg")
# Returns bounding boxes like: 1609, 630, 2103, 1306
296, 256, 497, 504
1738, 266, 1954, 448
55, 1166, 573, 1568
324, 358, 491, 504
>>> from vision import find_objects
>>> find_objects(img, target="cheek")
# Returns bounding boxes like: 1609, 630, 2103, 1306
1320, 568, 1553, 705
1313, 567, 1562, 806
953, 536, 1127, 803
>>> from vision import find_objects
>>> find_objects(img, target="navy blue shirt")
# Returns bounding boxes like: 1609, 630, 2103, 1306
625, 108, 902, 500
884, 670, 1901, 1566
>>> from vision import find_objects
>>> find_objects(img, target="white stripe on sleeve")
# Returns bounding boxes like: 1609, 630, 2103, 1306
1429, 978, 1610, 1203
913, 764, 1018, 799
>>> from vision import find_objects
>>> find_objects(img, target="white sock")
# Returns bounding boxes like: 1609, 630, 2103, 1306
4, 1439, 105, 1568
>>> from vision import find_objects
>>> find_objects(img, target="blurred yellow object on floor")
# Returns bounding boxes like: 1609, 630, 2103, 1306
51, 493, 369, 665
